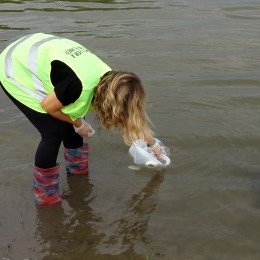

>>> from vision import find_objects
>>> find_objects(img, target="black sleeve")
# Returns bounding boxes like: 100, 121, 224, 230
50, 60, 82, 106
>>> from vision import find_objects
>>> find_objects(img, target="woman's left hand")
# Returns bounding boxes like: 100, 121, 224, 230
74, 119, 95, 137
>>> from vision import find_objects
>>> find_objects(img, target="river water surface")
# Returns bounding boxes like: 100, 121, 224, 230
0, 0, 260, 259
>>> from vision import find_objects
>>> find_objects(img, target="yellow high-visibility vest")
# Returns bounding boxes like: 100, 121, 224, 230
0, 33, 111, 120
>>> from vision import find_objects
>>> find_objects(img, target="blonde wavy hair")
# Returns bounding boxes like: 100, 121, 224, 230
92, 71, 154, 145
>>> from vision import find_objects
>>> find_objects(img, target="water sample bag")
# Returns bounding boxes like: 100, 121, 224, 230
129, 139, 171, 169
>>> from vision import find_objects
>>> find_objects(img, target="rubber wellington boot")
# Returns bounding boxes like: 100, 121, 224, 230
33, 164, 62, 205
64, 143, 89, 175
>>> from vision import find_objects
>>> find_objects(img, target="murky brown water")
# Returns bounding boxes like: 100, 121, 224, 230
1, 0, 260, 259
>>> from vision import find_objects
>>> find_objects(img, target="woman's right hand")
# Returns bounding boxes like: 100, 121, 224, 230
74, 118, 95, 137
148, 138, 167, 159
151, 143, 166, 159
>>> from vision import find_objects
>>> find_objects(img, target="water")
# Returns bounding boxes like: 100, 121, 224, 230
1, 0, 260, 259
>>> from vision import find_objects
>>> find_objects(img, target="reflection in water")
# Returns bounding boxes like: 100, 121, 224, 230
97, 171, 165, 257
35, 171, 165, 258
118, 172, 164, 242
35, 175, 103, 258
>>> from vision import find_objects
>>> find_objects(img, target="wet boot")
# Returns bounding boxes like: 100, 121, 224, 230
33, 164, 62, 205
64, 143, 89, 175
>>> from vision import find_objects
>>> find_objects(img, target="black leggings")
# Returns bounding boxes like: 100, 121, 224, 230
1, 83, 83, 168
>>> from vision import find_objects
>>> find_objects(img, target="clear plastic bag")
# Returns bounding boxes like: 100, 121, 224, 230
129, 139, 171, 168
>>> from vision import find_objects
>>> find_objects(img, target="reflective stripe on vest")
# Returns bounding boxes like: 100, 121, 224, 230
5, 34, 60, 101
